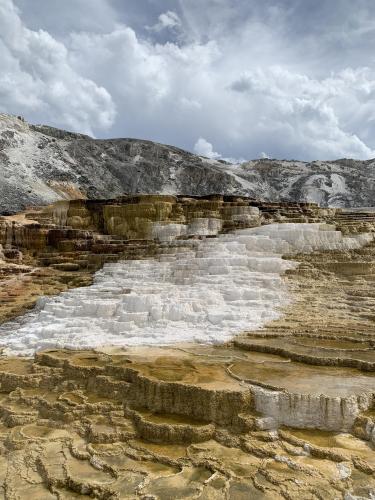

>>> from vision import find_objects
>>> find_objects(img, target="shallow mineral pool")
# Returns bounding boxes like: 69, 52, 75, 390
230, 359, 375, 396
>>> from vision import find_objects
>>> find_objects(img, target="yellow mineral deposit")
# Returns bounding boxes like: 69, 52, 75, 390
0, 195, 374, 498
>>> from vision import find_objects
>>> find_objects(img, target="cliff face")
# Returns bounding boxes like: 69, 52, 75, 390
1, 113, 375, 213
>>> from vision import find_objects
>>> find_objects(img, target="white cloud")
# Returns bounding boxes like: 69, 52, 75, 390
229, 66, 375, 159
0, 0, 115, 135
65, 22, 375, 159
67, 26, 221, 143
146, 11, 181, 33
194, 137, 221, 159
2, 0, 375, 160
193, 137, 246, 164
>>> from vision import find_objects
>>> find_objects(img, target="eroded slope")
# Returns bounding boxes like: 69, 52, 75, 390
2, 113, 375, 213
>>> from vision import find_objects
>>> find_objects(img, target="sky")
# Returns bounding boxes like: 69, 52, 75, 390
1, 0, 375, 161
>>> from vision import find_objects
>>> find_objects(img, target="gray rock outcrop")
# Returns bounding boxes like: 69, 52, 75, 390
1, 113, 375, 213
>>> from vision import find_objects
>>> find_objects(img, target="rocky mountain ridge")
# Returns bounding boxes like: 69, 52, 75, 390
1, 113, 375, 213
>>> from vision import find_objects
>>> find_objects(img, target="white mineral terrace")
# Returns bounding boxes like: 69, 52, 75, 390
0, 223, 372, 356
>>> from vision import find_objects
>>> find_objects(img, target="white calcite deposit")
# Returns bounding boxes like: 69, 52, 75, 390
251, 385, 372, 431
0, 223, 372, 356
151, 218, 224, 241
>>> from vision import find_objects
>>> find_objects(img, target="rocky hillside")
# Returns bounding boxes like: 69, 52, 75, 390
1, 113, 375, 213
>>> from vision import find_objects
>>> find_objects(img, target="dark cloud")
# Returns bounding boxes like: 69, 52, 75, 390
14, 0, 119, 36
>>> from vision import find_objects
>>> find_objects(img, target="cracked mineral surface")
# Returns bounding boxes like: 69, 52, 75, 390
0, 195, 374, 499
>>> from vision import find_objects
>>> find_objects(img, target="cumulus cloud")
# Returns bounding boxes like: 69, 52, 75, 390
0, 0, 115, 135
67, 26, 221, 146
193, 137, 246, 164
229, 66, 375, 159
3, 0, 375, 160
194, 137, 221, 159
147, 11, 181, 32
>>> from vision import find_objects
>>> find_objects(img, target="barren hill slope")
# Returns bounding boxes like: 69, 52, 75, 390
1, 113, 375, 212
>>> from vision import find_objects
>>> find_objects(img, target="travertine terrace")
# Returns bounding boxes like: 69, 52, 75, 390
0, 195, 374, 498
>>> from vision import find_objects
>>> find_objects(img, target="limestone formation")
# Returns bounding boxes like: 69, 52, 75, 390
0, 195, 374, 498
0, 195, 315, 325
